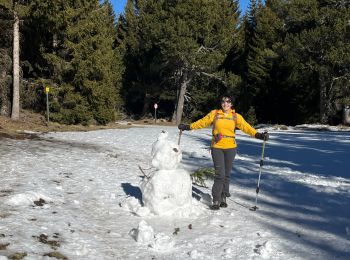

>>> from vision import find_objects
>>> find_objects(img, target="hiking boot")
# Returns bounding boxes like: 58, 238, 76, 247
220, 194, 227, 208
220, 201, 228, 208
210, 201, 220, 210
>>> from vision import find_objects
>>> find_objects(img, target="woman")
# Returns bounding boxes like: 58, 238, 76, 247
178, 93, 268, 210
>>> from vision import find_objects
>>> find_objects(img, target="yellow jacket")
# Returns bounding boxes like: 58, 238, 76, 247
190, 109, 257, 149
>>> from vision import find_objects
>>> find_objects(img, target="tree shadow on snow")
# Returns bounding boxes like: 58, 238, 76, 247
182, 129, 350, 259
235, 131, 350, 258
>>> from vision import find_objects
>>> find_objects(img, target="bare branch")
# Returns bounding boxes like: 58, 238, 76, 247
198, 71, 227, 85
138, 165, 150, 179
197, 45, 218, 53
329, 74, 350, 94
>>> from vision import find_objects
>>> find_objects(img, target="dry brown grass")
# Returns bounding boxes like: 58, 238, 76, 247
0, 110, 176, 140
0, 110, 130, 140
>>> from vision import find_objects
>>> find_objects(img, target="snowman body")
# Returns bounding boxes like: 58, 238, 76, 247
141, 131, 192, 215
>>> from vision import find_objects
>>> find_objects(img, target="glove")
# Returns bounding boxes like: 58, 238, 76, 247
255, 131, 269, 141
178, 124, 191, 131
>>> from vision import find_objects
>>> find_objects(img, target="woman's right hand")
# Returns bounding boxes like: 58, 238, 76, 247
178, 124, 191, 131
255, 131, 269, 141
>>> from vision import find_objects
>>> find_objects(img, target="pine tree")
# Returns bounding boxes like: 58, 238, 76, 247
281, 0, 350, 123
26, 0, 121, 124
118, 0, 151, 117
239, 0, 260, 113
133, 0, 241, 124
245, 1, 285, 123
106, 1, 124, 112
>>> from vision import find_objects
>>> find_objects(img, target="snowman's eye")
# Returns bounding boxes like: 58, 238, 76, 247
173, 148, 178, 152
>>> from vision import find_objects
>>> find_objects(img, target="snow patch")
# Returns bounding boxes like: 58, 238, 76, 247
188, 249, 205, 259
120, 197, 150, 217
209, 217, 223, 227
346, 227, 350, 236
129, 220, 175, 251
253, 241, 274, 259
5, 191, 53, 206
131, 220, 154, 244
293, 174, 350, 194
149, 233, 175, 251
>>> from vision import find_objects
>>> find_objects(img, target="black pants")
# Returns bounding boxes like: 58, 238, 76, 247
211, 148, 237, 202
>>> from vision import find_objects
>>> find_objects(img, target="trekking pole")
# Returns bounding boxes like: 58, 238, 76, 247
178, 130, 183, 145
250, 140, 266, 211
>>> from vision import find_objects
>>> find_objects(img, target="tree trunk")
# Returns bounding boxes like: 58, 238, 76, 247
11, 7, 20, 120
344, 106, 350, 126
141, 93, 151, 118
0, 47, 11, 116
319, 71, 328, 124
0, 70, 10, 116
172, 69, 192, 125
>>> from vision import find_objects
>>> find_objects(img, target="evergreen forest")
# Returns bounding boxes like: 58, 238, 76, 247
0, 0, 349, 126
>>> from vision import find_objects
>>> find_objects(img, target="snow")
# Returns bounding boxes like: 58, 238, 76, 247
0, 124, 350, 259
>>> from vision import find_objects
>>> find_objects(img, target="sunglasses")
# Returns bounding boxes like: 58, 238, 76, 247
221, 99, 232, 104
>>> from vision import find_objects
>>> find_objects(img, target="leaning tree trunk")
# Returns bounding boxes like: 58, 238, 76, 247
172, 69, 192, 125
11, 7, 20, 120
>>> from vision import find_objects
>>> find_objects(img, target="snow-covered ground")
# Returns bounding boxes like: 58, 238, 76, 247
0, 124, 349, 259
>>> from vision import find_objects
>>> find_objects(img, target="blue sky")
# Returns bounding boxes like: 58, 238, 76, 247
111, 0, 251, 17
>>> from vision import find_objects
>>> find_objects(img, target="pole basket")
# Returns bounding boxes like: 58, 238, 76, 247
260, 159, 264, 167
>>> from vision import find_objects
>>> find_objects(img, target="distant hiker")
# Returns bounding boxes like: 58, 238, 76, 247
178, 92, 269, 210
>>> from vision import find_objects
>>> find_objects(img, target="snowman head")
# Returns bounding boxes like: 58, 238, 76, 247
151, 132, 182, 170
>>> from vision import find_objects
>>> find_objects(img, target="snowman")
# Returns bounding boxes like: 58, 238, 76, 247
140, 131, 192, 216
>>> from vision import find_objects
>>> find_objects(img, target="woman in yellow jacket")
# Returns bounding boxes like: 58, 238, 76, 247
178, 93, 268, 210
